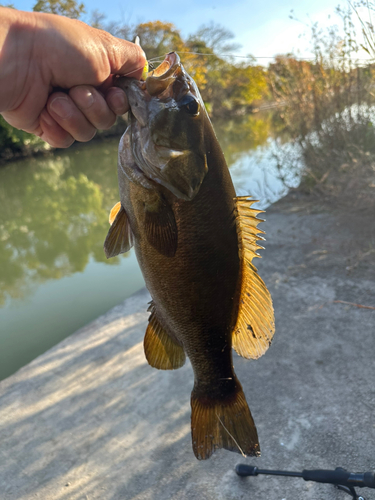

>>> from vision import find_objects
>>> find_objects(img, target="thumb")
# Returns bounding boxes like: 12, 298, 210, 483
100, 32, 147, 80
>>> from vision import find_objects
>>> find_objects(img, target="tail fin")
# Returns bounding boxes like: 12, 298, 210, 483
191, 378, 260, 460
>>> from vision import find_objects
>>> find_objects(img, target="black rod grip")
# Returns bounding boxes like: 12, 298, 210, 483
302, 469, 375, 488
302, 469, 351, 485
359, 472, 375, 489
235, 464, 258, 476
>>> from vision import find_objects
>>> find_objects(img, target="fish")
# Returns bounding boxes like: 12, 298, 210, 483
104, 52, 275, 460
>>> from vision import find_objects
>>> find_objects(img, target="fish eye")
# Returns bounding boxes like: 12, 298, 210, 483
178, 95, 200, 116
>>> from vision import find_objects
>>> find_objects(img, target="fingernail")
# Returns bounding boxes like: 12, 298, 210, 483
50, 97, 73, 120
109, 89, 127, 114
71, 87, 94, 110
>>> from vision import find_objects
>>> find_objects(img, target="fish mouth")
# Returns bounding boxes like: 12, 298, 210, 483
148, 52, 180, 79
145, 52, 182, 97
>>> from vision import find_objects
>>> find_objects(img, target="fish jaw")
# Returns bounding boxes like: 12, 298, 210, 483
122, 79, 150, 128
117, 53, 209, 201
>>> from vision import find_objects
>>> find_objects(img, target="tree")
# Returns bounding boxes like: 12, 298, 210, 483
190, 22, 241, 54
135, 21, 185, 61
89, 9, 106, 29
33, 0, 85, 18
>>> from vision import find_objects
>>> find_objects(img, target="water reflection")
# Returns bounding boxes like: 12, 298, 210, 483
214, 113, 272, 166
0, 115, 301, 380
0, 146, 122, 307
231, 139, 302, 207
0, 141, 146, 380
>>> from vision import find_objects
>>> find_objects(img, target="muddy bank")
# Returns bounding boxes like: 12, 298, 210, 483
0, 190, 374, 500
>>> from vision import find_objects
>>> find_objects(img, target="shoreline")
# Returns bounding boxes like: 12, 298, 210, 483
0, 128, 125, 167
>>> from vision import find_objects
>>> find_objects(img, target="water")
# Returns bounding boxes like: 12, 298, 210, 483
0, 116, 302, 380
230, 139, 302, 206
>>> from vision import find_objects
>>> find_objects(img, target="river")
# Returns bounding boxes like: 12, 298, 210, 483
0, 114, 301, 380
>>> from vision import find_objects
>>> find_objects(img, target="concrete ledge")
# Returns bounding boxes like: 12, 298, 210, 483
1, 196, 374, 499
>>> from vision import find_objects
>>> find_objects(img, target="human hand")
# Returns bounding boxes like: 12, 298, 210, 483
0, 9, 146, 147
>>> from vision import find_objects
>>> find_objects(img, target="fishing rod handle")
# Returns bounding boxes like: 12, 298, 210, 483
235, 464, 258, 476
302, 469, 375, 489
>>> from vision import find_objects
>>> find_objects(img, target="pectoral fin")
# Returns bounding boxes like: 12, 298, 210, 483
144, 195, 178, 257
104, 203, 133, 258
109, 201, 121, 225
144, 302, 186, 370
232, 196, 275, 359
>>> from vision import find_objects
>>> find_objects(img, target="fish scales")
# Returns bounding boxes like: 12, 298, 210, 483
105, 52, 275, 460
127, 151, 239, 381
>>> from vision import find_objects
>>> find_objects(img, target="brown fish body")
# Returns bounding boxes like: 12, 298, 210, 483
121, 122, 239, 387
105, 53, 275, 459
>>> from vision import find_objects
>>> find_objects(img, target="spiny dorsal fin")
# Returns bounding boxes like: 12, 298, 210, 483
232, 196, 275, 359
104, 203, 133, 258
144, 302, 186, 370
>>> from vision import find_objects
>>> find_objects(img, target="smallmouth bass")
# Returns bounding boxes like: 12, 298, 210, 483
104, 52, 275, 460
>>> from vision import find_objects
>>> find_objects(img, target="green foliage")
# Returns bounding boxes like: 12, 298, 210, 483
33, 0, 85, 18
0, 116, 47, 160
201, 61, 268, 116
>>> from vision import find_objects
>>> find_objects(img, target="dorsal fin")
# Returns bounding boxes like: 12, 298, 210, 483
104, 203, 133, 258
144, 302, 186, 370
232, 196, 275, 359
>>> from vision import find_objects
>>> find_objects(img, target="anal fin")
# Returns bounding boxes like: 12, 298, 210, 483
104, 203, 133, 258
144, 303, 185, 370
232, 196, 275, 359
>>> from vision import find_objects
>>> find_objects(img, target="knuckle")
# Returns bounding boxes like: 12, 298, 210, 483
69, 86, 93, 107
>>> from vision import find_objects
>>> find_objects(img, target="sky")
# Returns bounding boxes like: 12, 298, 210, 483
11, 0, 370, 61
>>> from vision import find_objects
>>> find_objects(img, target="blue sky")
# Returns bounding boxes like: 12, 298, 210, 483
13, 0, 361, 60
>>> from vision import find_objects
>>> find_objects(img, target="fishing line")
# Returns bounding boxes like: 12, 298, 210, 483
118, 51, 372, 79
147, 52, 298, 62
147, 56, 167, 62
149, 51, 295, 60
178, 51, 271, 59
115, 64, 148, 78
148, 51, 374, 64
215, 412, 247, 458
